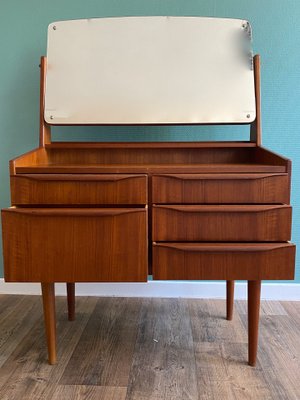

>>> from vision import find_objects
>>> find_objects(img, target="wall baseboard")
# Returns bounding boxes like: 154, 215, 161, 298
0, 279, 299, 300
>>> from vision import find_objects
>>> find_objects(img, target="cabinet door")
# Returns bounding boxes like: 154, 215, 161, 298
152, 205, 292, 242
2, 207, 147, 282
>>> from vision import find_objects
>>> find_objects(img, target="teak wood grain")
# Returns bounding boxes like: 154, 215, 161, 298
10, 146, 289, 173
248, 280, 261, 366
39, 56, 51, 146
41, 282, 57, 365
250, 55, 262, 145
11, 174, 147, 205
2, 208, 148, 282
66, 282, 75, 321
15, 163, 287, 174
152, 204, 292, 242
152, 243, 296, 280
226, 280, 235, 321
152, 173, 289, 204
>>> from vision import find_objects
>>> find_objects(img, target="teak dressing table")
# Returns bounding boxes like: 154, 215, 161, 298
1, 17, 295, 367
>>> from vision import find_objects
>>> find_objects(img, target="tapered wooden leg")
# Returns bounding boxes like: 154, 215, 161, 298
248, 280, 261, 367
226, 280, 235, 320
41, 283, 57, 365
66, 282, 75, 321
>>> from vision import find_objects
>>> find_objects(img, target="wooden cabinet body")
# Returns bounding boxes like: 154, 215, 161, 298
2, 143, 295, 284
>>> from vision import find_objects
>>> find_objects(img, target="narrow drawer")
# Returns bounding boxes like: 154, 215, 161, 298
152, 173, 289, 204
153, 242, 296, 280
11, 174, 147, 205
152, 205, 292, 241
1, 207, 148, 282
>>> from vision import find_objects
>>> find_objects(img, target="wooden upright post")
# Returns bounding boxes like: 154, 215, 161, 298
39, 56, 51, 147
250, 55, 262, 145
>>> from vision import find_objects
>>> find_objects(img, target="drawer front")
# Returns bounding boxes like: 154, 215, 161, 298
152, 205, 292, 241
11, 174, 147, 205
152, 173, 289, 204
1, 208, 147, 282
153, 242, 296, 280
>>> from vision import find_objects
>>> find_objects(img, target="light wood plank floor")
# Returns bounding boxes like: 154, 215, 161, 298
0, 295, 299, 400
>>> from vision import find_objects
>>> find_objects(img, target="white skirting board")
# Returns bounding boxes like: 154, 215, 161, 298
0, 279, 299, 300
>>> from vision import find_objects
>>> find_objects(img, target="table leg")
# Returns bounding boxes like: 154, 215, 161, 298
248, 280, 261, 366
41, 282, 57, 365
66, 282, 75, 321
226, 280, 235, 320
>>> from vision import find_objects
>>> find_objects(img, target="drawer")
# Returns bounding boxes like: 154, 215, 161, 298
11, 174, 147, 205
153, 242, 296, 280
1, 207, 147, 282
152, 205, 292, 242
152, 173, 289, 204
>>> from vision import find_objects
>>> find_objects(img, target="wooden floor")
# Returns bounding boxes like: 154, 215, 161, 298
0, 295, 299, 400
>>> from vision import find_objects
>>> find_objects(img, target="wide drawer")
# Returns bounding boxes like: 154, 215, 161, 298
152, 205, 292, 241
153, 242, 296, 280
11, 174, 147, 205
1, 207, 147, 282
152, 173, 289, 204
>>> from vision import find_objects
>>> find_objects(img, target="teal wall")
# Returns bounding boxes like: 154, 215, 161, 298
0, 1, 299, 282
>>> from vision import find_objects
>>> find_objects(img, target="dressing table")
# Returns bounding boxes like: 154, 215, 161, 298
1, 16, 295, 366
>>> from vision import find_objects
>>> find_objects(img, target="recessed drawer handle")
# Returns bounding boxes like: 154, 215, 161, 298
4, 208, 146, 217
154, 205, 289, 213
154, 173, 286, 181
15, 174, 146, 182
154, 243, 294, 253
